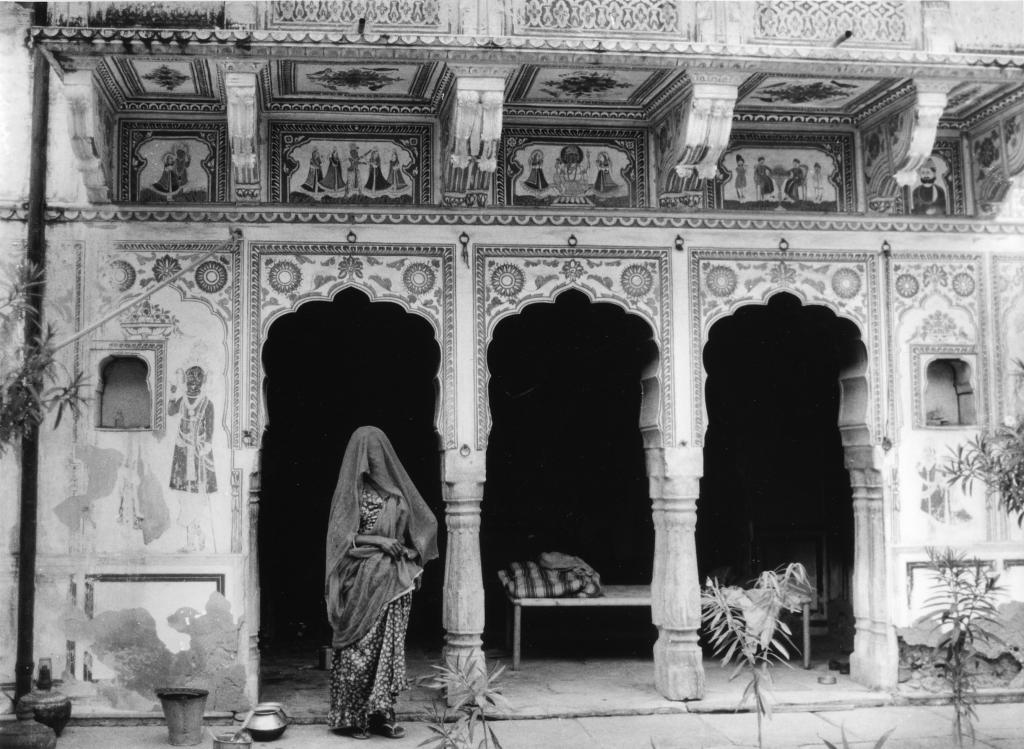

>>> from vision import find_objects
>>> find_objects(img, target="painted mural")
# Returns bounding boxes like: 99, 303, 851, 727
738, 75, 891, 112
499, 128, 647, 208
270, 123, 430, 204
972, 111, 1024, 216
719, 147, 840, 212
120, 121, 228, 203
508, 66, 668, 104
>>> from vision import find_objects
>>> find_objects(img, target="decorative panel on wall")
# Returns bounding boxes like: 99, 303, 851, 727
971, 108, 1024, 216
497, 127, 648, 208
118, 121, 229, 203
269, 122, 431, 205
713, 131, 856, 213
863, 114, 966, 216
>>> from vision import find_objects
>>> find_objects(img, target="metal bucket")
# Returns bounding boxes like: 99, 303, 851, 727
155, 688, 208, 746
212, 730, 253, 749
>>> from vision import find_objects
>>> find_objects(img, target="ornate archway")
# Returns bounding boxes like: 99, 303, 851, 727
690, 249, 895, 689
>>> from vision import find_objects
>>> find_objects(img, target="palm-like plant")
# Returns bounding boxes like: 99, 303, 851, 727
417, 658, 510, 749
943, 359, 1024, 527
701, 563, 812, 749
920, 547, 1003, 748
0, 261, 86, 453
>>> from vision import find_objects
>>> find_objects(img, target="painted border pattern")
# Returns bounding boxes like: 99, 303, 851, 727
909, 344, 983, 429
83, 573, 226, 618
689, 249, 883, 446
473, 244, 673, 449
247, 242, 456, 448
992, 253, 1024, 419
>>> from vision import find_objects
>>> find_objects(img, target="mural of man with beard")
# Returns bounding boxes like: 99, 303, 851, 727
911, 158, 948, 215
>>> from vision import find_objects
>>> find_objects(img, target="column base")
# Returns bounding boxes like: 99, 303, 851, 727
653, 628, 705, 700
442, 632, 485, 706
850, 619, 898, 689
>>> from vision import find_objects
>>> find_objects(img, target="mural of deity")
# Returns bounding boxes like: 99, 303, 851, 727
722, 146, 840, 212
287, 140, 415, 204
168, 365, 217, 552
512, 142, 632, 207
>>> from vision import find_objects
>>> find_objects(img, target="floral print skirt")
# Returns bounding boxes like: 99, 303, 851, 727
328, 592, 412, 731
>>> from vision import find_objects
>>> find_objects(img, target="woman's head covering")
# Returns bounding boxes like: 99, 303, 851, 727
325, 426, 438, 585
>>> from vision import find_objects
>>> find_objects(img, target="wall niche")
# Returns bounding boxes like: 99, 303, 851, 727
912, 345, 980, 429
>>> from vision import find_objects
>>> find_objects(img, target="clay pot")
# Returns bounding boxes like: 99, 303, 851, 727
15, 689, 71, 738
0, 721, 57, 749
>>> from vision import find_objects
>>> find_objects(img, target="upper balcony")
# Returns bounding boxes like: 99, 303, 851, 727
42, 0, 1024, 55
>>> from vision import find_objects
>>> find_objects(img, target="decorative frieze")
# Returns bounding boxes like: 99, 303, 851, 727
513, 0, 690, 37
753, 0, 910, 46
265, 0, 450, 33
445, 70, 509, 174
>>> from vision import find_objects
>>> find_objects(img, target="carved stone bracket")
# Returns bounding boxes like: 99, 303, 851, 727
892, 80, 956, 187
221, 61, 264, 202
660, 71, 744, 184
446, 67, 511, 174
61, 68, 111, 204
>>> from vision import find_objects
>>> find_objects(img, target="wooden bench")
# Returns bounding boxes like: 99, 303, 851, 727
503, 584, 812, 671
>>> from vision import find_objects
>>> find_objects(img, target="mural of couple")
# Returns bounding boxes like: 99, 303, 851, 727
289, 141, 415, 204
138, 138, 211, 202
722, 147, 839, 212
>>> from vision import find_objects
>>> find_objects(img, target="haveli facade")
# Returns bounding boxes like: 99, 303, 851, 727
1, 0, 1023, 714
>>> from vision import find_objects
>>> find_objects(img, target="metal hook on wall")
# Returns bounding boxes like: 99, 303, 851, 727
881, 240, 892, 257
567, 234, 578, 248
778, 237, 790, 253
459, 232, 470, 268
347, 230, 357, 243
674, 235, 684, 252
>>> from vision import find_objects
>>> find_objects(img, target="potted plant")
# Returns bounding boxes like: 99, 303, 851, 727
701, 563, 813, 749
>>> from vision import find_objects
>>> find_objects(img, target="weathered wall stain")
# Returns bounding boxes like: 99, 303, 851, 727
54, 445, 123, 535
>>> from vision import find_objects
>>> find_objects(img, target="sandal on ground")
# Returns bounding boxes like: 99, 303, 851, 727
369, 720, 406, 739
332, 726, 371, 740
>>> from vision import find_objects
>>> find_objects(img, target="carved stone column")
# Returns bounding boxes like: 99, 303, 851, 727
221, 62, 263, 202
893, 80, 954, 187
846, 445, 898, 689
61, 67, 111, 204
441, 447, 486, 675
649, 446, 705, 700
244, 465, 261, 703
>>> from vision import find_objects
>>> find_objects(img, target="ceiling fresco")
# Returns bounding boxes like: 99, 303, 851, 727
274, 61, 439, 99
105, 57, 218, 101
943, 81, 1017, 119
737, 74, 899, 113
508, 66, 682, 105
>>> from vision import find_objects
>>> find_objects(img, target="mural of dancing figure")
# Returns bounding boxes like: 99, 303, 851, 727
169, 365, 217, 552
387, 149, 409, 192
593, 151, 619, 194
754, 156, 775, 201
152, 145, 191, 196
322, 148, 346, 192
364, 148, 390, 192
733, 154, 747, 201
301, 148, 325, 193
783, 159, 808, 202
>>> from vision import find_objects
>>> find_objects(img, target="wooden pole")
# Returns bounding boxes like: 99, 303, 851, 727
16, 35, 50, 701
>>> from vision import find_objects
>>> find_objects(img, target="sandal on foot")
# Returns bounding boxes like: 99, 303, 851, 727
370, 721, 405, 739
342, 727, 370, 740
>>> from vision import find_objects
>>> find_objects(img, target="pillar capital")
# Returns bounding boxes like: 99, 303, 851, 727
892, 80, 957, 187
445, 69, 511, 174
219, 61, 264, 202
61, 68, 111, 204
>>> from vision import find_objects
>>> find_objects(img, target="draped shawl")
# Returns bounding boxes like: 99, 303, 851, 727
324, 426, 438, 649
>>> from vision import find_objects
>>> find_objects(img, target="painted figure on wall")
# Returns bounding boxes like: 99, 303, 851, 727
137, 137, 212, 203
733, 154, 747, 201
523, 149, 549, 191
910, 158, 948, 216
917, 447, 972, 525
512, 141, 633, 207
754, 156, 774, 201
169, 365, 217, 552
722, 146, 842, 212
782, 159, 808, 202
287, 140, 415, 204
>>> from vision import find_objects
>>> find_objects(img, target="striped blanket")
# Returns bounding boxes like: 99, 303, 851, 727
498, 560, 602, 599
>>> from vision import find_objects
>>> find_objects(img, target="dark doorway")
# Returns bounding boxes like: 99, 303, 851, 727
697, 293, 858, 640
482, 290, 656, 656
259, 288, 444, 657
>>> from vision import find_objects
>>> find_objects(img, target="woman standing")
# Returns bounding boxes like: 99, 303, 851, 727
324, 426, 438, 739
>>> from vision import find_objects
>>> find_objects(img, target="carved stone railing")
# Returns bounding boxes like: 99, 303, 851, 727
264, 0, 453, 33
510, 0, 695, 38
752, 0, 912, 47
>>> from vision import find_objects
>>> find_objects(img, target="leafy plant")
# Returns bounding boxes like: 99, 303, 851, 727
821, 725, 893, 749
921, 547, 1004, 748
417, 657, 510, 749
701, 563, 812, 749
0, 261, 86, 453
943, 358, 1024, 527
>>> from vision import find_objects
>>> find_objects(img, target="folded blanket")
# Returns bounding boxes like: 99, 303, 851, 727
498, 560, 602, 599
